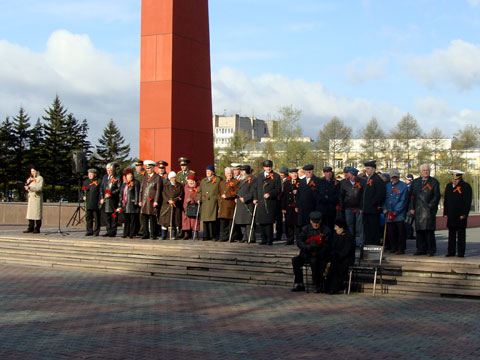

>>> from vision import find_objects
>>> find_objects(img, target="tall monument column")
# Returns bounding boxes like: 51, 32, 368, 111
140, 0, 213, 172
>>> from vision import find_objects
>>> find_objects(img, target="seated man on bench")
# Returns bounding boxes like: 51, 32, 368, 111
291, 211, 331, 293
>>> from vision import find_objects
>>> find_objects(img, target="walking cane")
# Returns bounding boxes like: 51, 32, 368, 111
169, 205, 173, 240
248, 203, 258, 244
228, 204, 238, 243
193, 203, 200, 241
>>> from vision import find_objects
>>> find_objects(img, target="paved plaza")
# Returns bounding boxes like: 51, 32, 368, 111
0, 263, 479, 360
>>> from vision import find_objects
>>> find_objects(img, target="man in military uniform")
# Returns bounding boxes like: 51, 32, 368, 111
231, 163, 242, 180
234, 165, 257, 243
360, 160, 386, 245
197, 165, 221, 240
317, 166, 340, 232
410, 164, 441, 256
253, 160, 281, 245
100, 163, 122, 237
291, 211, 331, 293
281, 168, 299, 245
177, 157, 195, 186
443, 170, 472, 258
133, 159, 145, 237
139, 160, 163, 239
295, 164, 320, 228
157, 161, 169, 184
82, 168, 101, 236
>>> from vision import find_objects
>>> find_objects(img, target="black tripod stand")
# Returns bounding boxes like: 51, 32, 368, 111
45, 199, 69, 236
66, 177, 85, 227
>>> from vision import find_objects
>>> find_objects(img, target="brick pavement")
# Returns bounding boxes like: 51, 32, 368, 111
0, 264, 479, 360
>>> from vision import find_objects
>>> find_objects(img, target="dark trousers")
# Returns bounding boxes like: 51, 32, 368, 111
448, 226, 466, 256
292, 255, 324, 287
322, 214, 335, 233
219, 218, 232, 241
363, 213, 380, 245
416, 230, 436, 255
274, 210, 284, 240
142, 214, 157, 239
123, 213, 137, 238
285, 224, 299, 245
386, 221, 406, 253
203, 221, 216, 240
104, 212, 118, 236
259, 223, 274, 244
85, 209, 100, 235
134, 213, 143, 236
239, 224, 253, 242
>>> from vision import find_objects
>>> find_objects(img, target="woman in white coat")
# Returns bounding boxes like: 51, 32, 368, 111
24, 167, 44, 233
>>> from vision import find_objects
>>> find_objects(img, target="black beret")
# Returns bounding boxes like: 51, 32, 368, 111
364, 160, 377, 168
240, 165, 251, 174
263, 160, 273, 167
343, 166, 351, 173
289, 168, 298, 173
323, 166, 333, 172
309, 211, 322, 223
303, 164, 314, 171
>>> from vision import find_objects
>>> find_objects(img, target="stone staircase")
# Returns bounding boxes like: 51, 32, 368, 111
0, 232, 479, 298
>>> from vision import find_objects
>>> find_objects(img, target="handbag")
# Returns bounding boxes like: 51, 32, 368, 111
185, 203, 199, 218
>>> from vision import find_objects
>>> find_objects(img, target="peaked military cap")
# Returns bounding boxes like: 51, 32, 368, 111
133, 158, 143, 166
263, 160, 273, 167
178, 157, 191, 165
157, 160, 168, 168
449, 169, 465, 179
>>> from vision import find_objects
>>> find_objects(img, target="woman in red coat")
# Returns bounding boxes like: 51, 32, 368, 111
182, 174, 200, 239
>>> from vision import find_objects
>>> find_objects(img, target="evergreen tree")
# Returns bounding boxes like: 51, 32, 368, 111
0, 117, 17, 197
41, 95, 73, 200
25, 119, 45, 170
12, 107, 32, 200
95, 119, 131, 172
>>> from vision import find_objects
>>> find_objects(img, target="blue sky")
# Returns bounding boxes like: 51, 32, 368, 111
1, 0, 480, 155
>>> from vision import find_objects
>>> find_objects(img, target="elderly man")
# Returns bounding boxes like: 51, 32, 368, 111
339, 167, 365, 247
383, 169, 409, 254
253, 160, 281, 245
23, 166, 44, 233
281, 168, 300, 245
360, 160, 386, 245
82, 168, 101, 236
317, 166, 340, 232
444, 170, 472, 258
100, 163, 122, 237
197, 165, 221, 241
218, 167, 240, 242
295, 164, 320, 228
410, 164, 440, 256
234, 165, 257, 243
139, 160, 163, 239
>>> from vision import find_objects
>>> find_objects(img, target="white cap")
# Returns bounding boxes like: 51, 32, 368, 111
144, 160, 156, 167
168, 171, 177, 180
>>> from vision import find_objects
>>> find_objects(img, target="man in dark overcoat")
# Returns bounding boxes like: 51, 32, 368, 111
409, 164, 441, 256
443, 170, 472, 258
360, 160, 386, 245
253, 160, 281, 245
100, 163, 122, 237
295, 164, 321, 227
281, 168, 300, 245
234, 165, 257, 243
82, 168, 101, 236
139, 160, 163, 239
133, 159, 145, 237
316, 166, 340, 232
217, 167, 239, 242
197, 165, 221, 240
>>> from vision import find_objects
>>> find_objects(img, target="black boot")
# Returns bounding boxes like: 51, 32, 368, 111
23, 220, 34, 233
33, 220, 41, 233
150, 220, 157, 240
161, 229, 168, 240
172, 228, 177, 240
183, 230, 191, 240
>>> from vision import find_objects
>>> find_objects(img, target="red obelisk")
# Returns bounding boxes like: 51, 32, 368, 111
140, 0, 213, 173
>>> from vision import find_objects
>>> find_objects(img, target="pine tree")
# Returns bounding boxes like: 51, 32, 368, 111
26, 119, 45, 169
0, 117, 17, 197
12, 107, 32, 200
41, 95, 72, 200
95, 119, 131, 172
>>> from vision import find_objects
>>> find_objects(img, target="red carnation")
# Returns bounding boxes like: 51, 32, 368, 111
82, 186, 89, 191
112, 213, 117, 218
148, 197, 153, 202
335, 205, 340, 211
105, 190, 112, 195
353, 209, 357, 214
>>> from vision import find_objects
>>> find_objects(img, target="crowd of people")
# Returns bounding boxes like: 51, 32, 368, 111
23, 157, 473, 293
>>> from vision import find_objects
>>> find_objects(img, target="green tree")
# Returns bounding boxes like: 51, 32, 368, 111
426, 127, 447, 175
453, 125, 480, 150
359, 117, 386, 166
95, 119, 131, 172
25, 119, 45, 172
389, 113, 423, 172
12, 107, 32, 200
316, 116, 352, 172
0, 117, 16, 197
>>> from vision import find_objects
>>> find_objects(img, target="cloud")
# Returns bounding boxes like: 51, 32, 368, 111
408, 40, 480, 91
346, 57, 389, 84
468, 0, 480, 7
212, 67, 405, 136
0, 30, 139, 153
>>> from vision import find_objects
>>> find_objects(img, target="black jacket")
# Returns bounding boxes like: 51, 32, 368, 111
119, 179, 140, 214
297, 224, 331, 259
316, 177, 340, 216
254, 171, 281, 224
82, 178, 100, 210
100, 173, 122, 213
339, 177, 365, 210
409, 176, 440, 231
234, 175, 257, 225
443, 179, 472, 228
361, 173, 386, 214
296, 175, 321, 226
